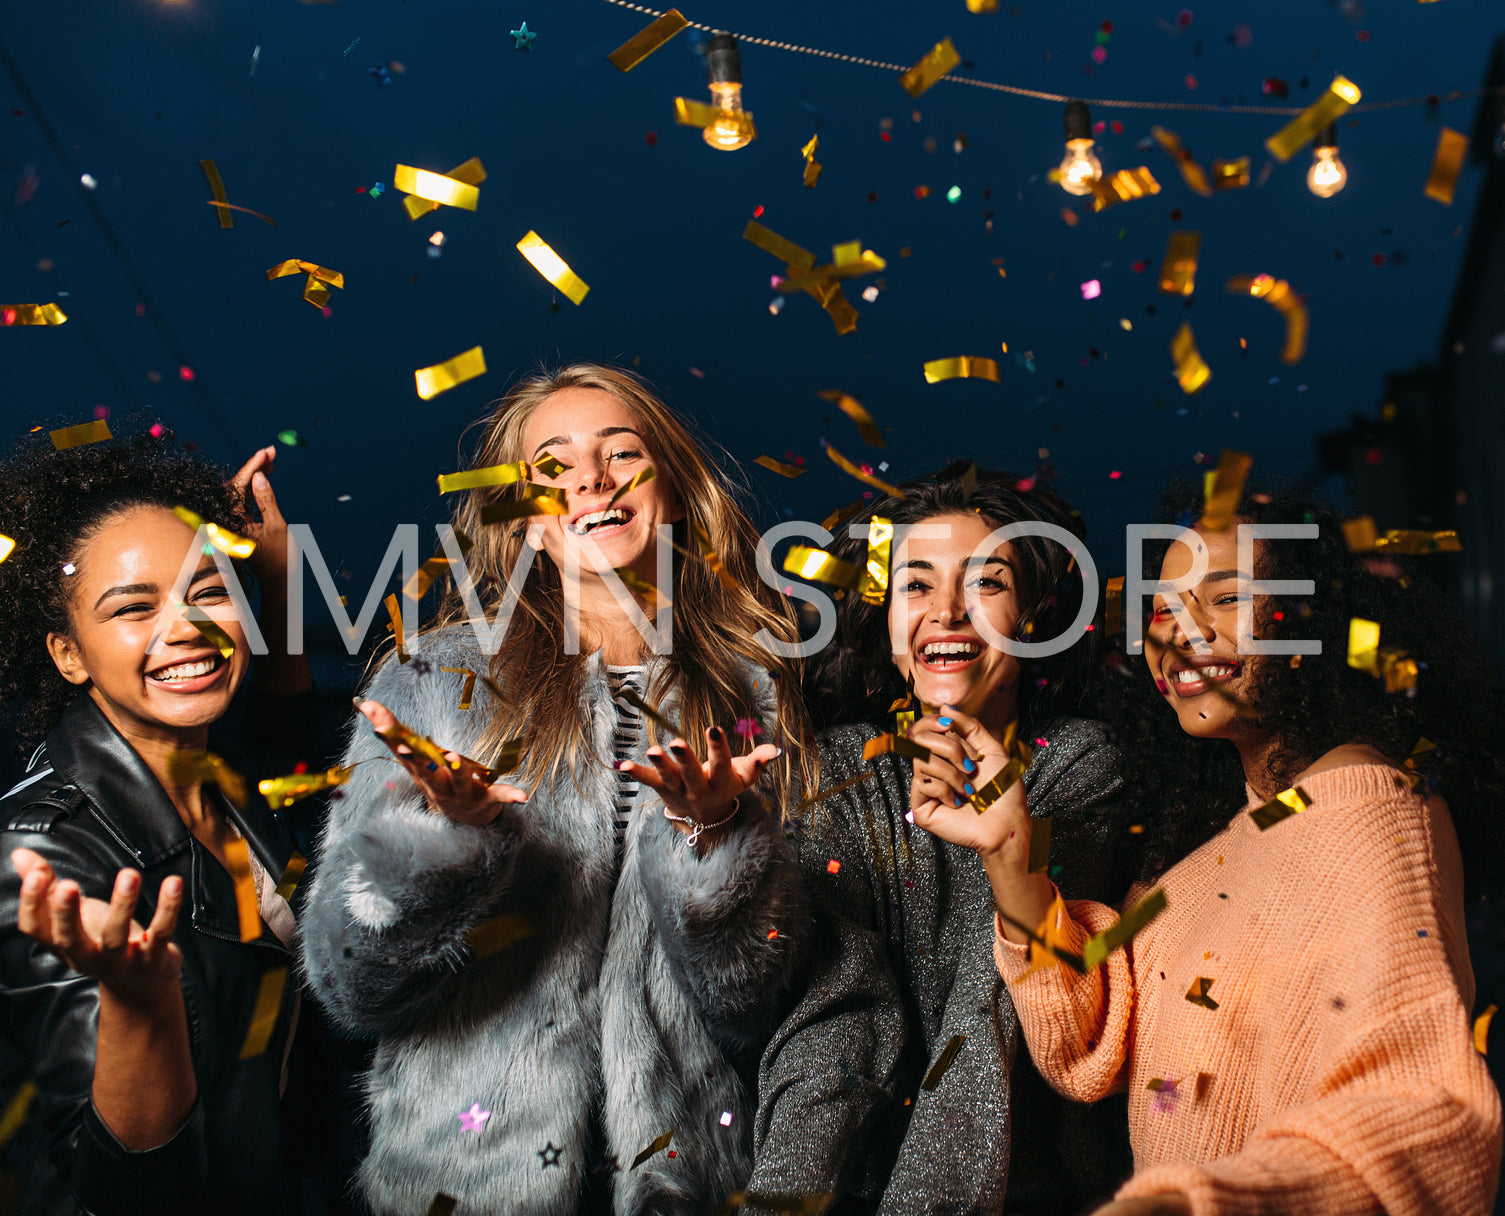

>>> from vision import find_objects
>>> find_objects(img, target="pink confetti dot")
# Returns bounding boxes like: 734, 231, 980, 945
178, 365, 195, 381
149, 423, 164, 437
1176, 9, 1194, 29
93, 405, 109, 420
1080, 279, 1102, 300
1371, 253, 1387, 267
1109, 470, 1122, 479
1091, 46, 1107, 64
1184, 74, 1198, 90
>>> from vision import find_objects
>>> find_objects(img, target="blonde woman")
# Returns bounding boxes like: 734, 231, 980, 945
300, 364, 816, 1216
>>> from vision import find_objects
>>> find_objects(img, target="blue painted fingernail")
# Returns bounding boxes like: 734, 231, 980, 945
964, 782, 975, 796
938, 717, 953, 727
953, 795, 963, 807
962, 758, 977, 773
427, 761, 438, 772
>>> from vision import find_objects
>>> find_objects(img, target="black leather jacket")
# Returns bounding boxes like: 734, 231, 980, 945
0, 693, 302, 1215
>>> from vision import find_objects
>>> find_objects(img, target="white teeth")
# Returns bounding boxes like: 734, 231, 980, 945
150, 658, 218, 682
922, 641, 981, 658
1175, 665, 1235, 684
572, 509, 629, 535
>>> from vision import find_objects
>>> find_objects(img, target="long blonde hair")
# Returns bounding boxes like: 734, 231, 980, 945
435, 363, 815, 810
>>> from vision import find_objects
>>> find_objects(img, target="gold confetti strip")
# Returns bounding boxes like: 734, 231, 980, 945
1027, 816, 1052, 874
534, 451, 569, 479
608, 7, 688, 71
968, 755, 1030, 813
1424, 127, 1469, 205
615, 566, 671, 613
1150, 126, 1213, 198
393, 161, 482, 211
742, 220, 817, 272
1006, 892, 1087, 979
1264, 75, 1362, 162
399, 157, 486, 221
858, 516, 893, 606
49, 420, 111, 450
204, 200, 277, 226
1376, 529, 1462, 555
173, 599, 236, 660
1475, 1004, 1497, 1056
371, 711, 457, 771
922, 356, 1001, 384
818, 390, 884, 448
674, 96, 758, 142
824, 442, 906, 497
779, 242, 888, 291
439, 666, 478, 710
238, 966, 289, 1059
1082, 888, 1168, 969
862, 732, 932, 764
1211, 157, 1251, 191
618, 687, 684, 741
466, 912, 537, 957
801, 133, 822, 188
1227, 274, 1309, 365
516, 231, 590, 305
1346, 619, 1420, 693
166, 748, 247, 809
404, 532, 475, 602
2, 302, 67, 325
266, 258, 344, 309
415, 346, 487, 400
608, 465, 656, 508
1090, 166, 1161, 211
524, 481, 568, 501
966, 0, 1000, 10
491, 735, 525, 776
0, 534, 14, 564
901, 37, 961, 98
793, 770, 877, 813
438, 463, 529, 494
754, 455, 807, 479
1249, 784, 1314, 831
0, 1081, 38, 1149
199, 158, 233, 229
1171, 322, 1212, 395
1185, 976, 1219, 1010
821, 497, 868, 533
631, 1129, 674, 1171
478, 496, 569, 525
804, 277, 859, 334
1158, 231, 1202, 297
1342, 517, 1379, 553
260, 767, 350, 809
222, 837, 263, 942
920, 1033, 966, 1091
1198, 450, 1253, 532
783, 544, 861, 589
425, 1195, 459, 1216
384, 592, 410, 664
172, 505, 257, 559
1105, 575, 1125, 638
272, 852, 308, 902
690, 522, 738, 594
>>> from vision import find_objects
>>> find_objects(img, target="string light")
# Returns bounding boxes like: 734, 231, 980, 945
1058, 100, 1103, 196
1306, 122, 1348, 198
703, 34, 754, 152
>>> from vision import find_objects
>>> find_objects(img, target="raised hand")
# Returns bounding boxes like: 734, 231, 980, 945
622, 725, 780, 847
357, 698, 528, 827
227, 446, 289, 589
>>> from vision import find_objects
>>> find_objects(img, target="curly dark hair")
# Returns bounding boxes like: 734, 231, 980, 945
0, 421, 246, 750
1086, 482, 1505, 888
804, 462, 1100, 735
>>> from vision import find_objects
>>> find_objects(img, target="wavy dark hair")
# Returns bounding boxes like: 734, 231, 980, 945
1086, 482, 1505, 888
0, 421, 246, 750
804, 462, 1100, 735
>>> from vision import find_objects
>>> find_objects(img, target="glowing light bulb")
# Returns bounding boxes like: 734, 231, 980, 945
1306, 124, 1347, 198
1058, 100, 1103, 196
703, 35, 754, 152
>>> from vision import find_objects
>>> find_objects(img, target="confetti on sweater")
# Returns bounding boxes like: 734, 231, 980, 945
1185, 976, 1220, 1010
920, 1034, 967, 1090
458, 1103, 491, 1133
1475, 1005, 1497, 1055
631, 1130, 674, 1170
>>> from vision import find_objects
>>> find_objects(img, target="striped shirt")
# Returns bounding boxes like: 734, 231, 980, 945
606, 665, 647, 845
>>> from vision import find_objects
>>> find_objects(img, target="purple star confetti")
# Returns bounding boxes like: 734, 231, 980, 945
458, 1103, 491, 1133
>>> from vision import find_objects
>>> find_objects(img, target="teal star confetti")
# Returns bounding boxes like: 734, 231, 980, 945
510, 21, 537, 51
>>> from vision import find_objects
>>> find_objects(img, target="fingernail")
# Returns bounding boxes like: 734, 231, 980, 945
770, 747, 784, 758
252, 471, 268, 489
669, 743, 689, 754
964, 782, 975, 796
953, 795, 963, 807
709, 726, 725, 742
962, 758, 977, 773
613, 760, 630, 771
938, 717, 953, 728
427, 761, 438, 772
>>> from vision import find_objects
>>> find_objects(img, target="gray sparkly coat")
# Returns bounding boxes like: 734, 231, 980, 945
299, 630, 810, 1216
749, 718, 1134, 1215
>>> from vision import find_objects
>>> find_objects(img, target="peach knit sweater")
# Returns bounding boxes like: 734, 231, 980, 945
994, 764, 1502, 1216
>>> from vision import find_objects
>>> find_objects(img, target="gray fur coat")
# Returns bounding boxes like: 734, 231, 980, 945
299, 630, 810, 1216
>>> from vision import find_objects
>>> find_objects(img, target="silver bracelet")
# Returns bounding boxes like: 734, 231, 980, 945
664, 796, 741, 848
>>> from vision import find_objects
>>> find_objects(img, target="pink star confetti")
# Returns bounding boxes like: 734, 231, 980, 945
734, 717, 761, 740
458, 1103, 491, 1133
1149, 1078, 1179, 1115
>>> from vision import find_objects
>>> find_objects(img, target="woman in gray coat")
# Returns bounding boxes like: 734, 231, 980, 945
299, 365, 817, 1216
749, 467, 1134, 1214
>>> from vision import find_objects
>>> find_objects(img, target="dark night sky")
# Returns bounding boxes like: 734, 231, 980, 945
1, 0, 1500, 667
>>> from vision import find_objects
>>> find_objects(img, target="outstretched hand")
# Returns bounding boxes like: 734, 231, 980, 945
621, 725, 780, 845
12, 848, 183, 1009
357, 698, 528, 827
228, 446, 289, 589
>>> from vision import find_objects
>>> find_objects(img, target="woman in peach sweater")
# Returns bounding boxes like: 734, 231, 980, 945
904, 489, 1503, 1216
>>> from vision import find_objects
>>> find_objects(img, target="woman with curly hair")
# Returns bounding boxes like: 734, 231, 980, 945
299, 364, 816, 1216
0, 426, 316, 1214
916, 485, 1503, 1216
749, 465, 1134, 1214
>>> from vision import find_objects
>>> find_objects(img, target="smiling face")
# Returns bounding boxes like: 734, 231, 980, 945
46, 506, 250, 746
889, 511, 1024, 733
520, 386, 684, 584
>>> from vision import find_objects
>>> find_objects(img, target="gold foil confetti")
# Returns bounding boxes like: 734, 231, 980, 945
1210, 157, 1251, 191
821, 497, 868, 533
238, 966, 288, 1059
923, 356, 1001, 384
1090, 166, 1161, 211
1158, 231, 1202, 297
1082, 888, 1169, 969
415, 346, 487, 400
1377, 529, 1461, 555
674, 97, 758, 142
49, 420, 111, 450
439, 666, 478, 710
203, 200, 277, 226
534, 451, 569, 479
631, 1130, 675, 1170
384, 592, 410, 664
858, 516, 893, 605
266, 258, 344, 309
818, 390, 884, 447
689, 522, 738, 594
166, 748, 247, 809
1006, 893, 1087, 979
1264, 75, 1362, 162
1226, 274, 1309, 365
2, 303, 67, 325
968, 754, 1031, 812
966, 0, 1000, 9
259, 768, 351, 809
404, 532, 475, 601
801, 133, 822, 188
805, 278, 859, 334
0, 534, 14, 563
491, 735, 525, 776
794, 770, 877, 813
0, 1081, 38, 1149
478, 496, 569, 525
199, 158, 234, 229
273, 852, 308, 902
920, 1033, 966, 1091
393, 161, 482, 211
466, 912, 537, 957
223, 837, 263, 942
754, 455, 806, 479
1150, 126, 1213, 197
1184, 976, 1219, 1010
399, 157, 486, 221
437, 462, 529, 494
824, 442, 905, 497
1342, 515, 1377, 550
1249, 784, 1314, 831
1105, 575, 1125, 638
901, 37, 961, 98
172, 505, 257, 559
607, 8, 688, 71
783, 544, 861, 590
862, 732, 932, 764
1198, 450, 1253, 531
1171, 322, 1212, 395
1475, 1004, 1497, 1055
608, 466, 656, 508
173, 599, 236, 660
742, 221, 817, 272
614, 566, 671, 613
516, 231, 590, 305
1026, 816, 1052, 874
1424, 128, 1469, 205
371, 711, 458, 771
1348, 619, 1419, 692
